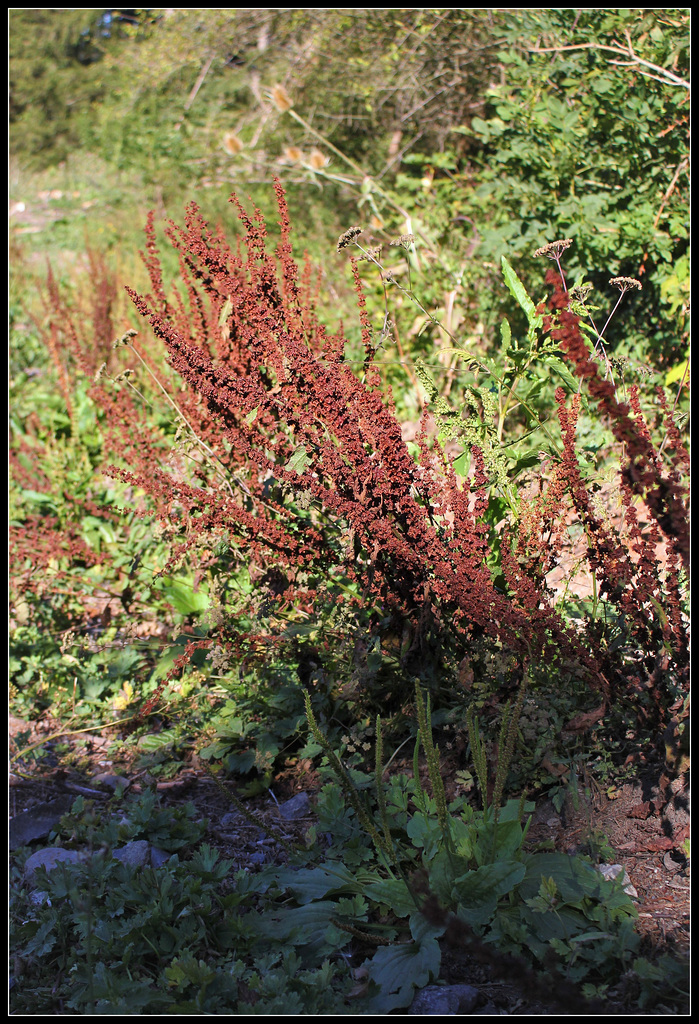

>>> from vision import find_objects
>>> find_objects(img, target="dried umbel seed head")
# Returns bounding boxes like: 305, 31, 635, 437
390, 233, 415, 250
222, 131, 243, 155
570, 283, 593, 302
271, 84, 293, 112
609, 276, 642, 293
533, 238, 573, 259
609, 355, 631, 374
357, 245, 383, 263
113, 329, 138, 349
337, 226, 362, 251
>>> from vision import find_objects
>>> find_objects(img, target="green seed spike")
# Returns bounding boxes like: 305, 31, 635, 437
414, 682, 451, 852
412, 731, 427, 813
303, 692, 390, 860
374, 715, 394, 859
491, 671, 529, 822
466, 705, 489, 814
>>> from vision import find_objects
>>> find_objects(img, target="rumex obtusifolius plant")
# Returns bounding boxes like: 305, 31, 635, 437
13, 181, 688, 752
526, 267, 689, 728
105, 182, 619, 717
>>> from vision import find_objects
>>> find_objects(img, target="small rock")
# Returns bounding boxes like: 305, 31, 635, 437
220, 812, 242, 828
24, 847, 88, 884
113, 840, 151, 868
10, 796, 76, 850
92, 773, 130, 792
666, 876, 690, 890
663, 852, 683, 874
409, 983, 479, 1015
277, 792, 311, 820
27, 890, 51, 907
597, 863, 638, 898
150, 846, 172, 869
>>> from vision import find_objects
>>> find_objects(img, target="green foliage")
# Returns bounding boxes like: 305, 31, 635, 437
457, 9, 689, 365
10, 792, 358, 1015
9, 10, 121, 166
271, 683, 646, 1010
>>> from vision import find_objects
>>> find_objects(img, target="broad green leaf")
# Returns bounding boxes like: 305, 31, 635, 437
273, 862, 371, 904
546, 355, 586, 399
362, 878, 416, 918
520, 852, 617, 906
138, 729, 177, 751
251, 898, 366, 958
500, 316, 512, 351
20, 489, 58, 510
406, 811, 444, 860
286, 445, 310, 475
451, 860, 526, 927
665, 356, 689, 386
362, 934, 441, 1012
452, 450, 469, 477
501, 256, 540, 327
157, 579, 210, 615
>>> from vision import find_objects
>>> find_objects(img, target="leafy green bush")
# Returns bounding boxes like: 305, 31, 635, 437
456, 9, 689, 367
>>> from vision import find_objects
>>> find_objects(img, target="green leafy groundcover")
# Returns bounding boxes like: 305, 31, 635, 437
13, 770, 687, 1016
249, 785, 641, 1012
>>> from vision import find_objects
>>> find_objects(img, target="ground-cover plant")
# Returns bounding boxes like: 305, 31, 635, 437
10, 768, 688, 1015
9, 788, 360, 1015
243, 683, 670, 1013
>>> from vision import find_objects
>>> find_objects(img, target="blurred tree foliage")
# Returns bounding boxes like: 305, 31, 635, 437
9, 9, 130, 165
9, 9, 501, 179
10, 8, 689, 367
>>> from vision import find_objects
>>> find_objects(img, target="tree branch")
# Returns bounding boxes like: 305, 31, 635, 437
174, 52, 216, 129
528, 41, 689, 90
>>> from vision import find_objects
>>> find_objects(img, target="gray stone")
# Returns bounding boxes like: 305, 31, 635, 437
24, 847, 88, 883
220, 811, 242, 828
92, 773, 130, 792
663, 852, 683, 874
10, 795, 76, 850
597, 863, 638, 898
113, 840, 151, 868
277, 791, 311, 820
409, 983, 479, 1015
27, 889, 51, 907
150, 846, 172, 869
